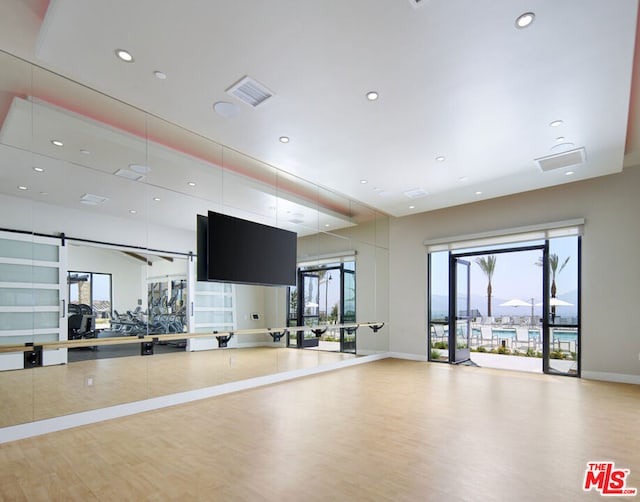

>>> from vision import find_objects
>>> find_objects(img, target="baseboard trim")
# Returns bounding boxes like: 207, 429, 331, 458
581, 371, 640, 385
0, 352, 389, 444
387, 352, 429, 362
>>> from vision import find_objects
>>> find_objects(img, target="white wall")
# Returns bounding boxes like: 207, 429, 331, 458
389, 166, 640, 382
67, 244, 145, 314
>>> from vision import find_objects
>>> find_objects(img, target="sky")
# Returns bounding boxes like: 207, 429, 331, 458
431, 236, 579, 315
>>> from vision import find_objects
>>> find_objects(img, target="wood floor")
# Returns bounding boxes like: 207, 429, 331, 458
0, 347, 355, 427
1, 358, 639, 501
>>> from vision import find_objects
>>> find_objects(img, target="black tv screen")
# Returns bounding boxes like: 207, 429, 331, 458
198, 211, 297, 286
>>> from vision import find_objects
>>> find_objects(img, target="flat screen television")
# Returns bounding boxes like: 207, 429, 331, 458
197, 211, 297, 286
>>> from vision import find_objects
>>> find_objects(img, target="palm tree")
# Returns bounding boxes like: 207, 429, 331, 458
474, 255, 497, 317
535, 253, 570, 320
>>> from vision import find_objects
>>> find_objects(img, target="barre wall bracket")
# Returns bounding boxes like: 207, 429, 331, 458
311, 328, 327, 338
368, 322, 385, 333
268, 328, 288, 343
24, 343, 43, 368
215, 333, 234, 348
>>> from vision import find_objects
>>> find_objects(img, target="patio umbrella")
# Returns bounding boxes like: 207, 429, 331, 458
534, 298, 573, 306
500, 298, 531, 307
535, 297, 573, 322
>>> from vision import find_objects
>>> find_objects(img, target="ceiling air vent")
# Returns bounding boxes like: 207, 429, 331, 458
226, 76, 274, 108
403, 188, 428, 199
535, 147, 586, 172
80, 193, 108, 206
114, 168, 146, 182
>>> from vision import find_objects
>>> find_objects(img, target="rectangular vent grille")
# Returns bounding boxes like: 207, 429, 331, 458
226, 76, 274, 107
80, 193, 108, 205
535, 147, 586, 172
114, 169, 146, 181
403, 188, 428, 199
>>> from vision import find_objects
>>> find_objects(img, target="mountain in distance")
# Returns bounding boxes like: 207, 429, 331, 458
431, 289, 578, 317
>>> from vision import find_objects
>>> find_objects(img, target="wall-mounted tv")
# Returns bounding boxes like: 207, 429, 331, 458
197, 211, 297, 287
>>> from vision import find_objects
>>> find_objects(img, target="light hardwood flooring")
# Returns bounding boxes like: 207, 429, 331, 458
1, 358, 639, 501
0, 347, 355, 427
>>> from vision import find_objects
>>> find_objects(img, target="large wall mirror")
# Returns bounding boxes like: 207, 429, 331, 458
0, 49, 389, 428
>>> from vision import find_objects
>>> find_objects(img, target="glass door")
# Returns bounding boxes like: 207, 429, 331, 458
543, 236, 580, 376
341, 268, 356, 353
451, 257, 471, 363
294, 272, 319, 348
0, 231, 67, 370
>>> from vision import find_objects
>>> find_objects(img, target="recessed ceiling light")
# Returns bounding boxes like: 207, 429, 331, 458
33, 167, 44, 173
51, 140, 64, 147
187, 181, 196, 187
279, 136, 290, 143
153, 197, 161, 202
515, 12, 535, 29
324, 224, 330, 227
550, 120, 564, 127
565, 171, 575, 176
17, 185, 28, 191
475, 191, 483, 195
129, 209, 137, 214
80, 149, 91, 155
115, 49, 134, 63
408, 205, 415, 209
360, 179, 368, 184
214, 101, 240, 118
366, 91, 379, 101
555, 137, 565, 142
435, 156, 445, 162
153, 71, 167, 80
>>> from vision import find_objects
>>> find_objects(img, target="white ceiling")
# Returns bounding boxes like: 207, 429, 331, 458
0, 0, 639, 219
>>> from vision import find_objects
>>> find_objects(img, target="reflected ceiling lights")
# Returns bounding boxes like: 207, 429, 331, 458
187, 181, 196, 187
51, 140, 64, 147
279, 136, 290, 143
515, 12, 535, 29
475, 191, 483, 195
33, 167, 44, 173
550, 120, 564, 127
17, 185, 28, 191
129, 209, 137, 214
435, 156, 445, 162
366, 91, 379, 101
153, 197, 161, 202
153, 71, 167, 80
360, 179, 368, 184
115, 49, 134, 62
214, 101, 240, 118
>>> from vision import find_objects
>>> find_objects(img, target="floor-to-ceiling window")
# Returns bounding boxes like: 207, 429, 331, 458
428, 228, 581, 377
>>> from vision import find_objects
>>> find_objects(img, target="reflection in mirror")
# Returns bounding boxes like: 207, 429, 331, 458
0, 50, 389, 433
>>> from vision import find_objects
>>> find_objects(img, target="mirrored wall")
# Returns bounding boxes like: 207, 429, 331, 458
0, 50, 389, 428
